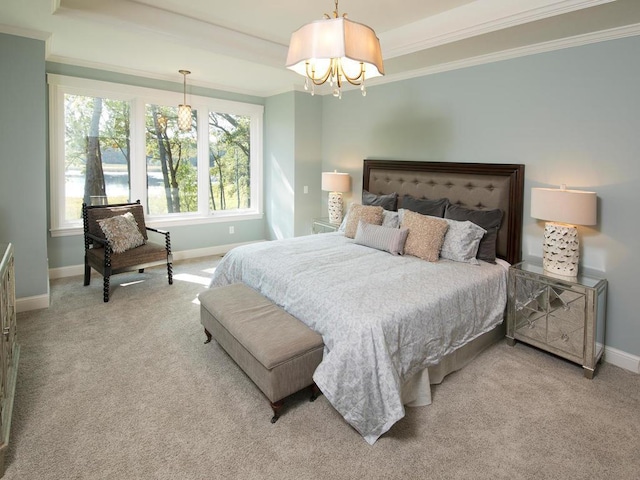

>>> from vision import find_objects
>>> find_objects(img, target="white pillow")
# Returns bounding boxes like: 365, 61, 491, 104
439, 218, 486, 265
381, 210, 400, 228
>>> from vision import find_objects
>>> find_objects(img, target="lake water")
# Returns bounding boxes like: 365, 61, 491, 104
65, 170, 167, 198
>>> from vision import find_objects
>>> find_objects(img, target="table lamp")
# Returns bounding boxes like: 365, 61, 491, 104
322, 171, 351, 224
531, 185, 597, 277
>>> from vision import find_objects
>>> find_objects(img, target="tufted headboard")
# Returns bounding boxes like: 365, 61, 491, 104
363, 160, 525, 264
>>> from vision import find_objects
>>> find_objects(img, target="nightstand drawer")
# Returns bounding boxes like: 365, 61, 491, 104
507, 261, 607, 378
512, 279, 586, 360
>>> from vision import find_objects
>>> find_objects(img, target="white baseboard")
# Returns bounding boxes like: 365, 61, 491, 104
16, 293, 50, 313
604, 346, 640, 374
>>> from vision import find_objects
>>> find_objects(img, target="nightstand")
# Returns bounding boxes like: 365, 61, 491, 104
506, 261, 607, 378
312, 217, 339, 234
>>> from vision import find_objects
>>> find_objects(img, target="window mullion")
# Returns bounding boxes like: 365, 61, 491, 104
130, 98, 147, 208
197, 106, 210, 215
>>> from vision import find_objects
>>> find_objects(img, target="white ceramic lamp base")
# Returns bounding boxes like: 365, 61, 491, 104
328, 192, 343, 224
542, 222, 579, 277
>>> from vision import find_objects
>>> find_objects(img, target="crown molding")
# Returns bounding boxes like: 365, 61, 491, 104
0, 23, 51, 41
54, 0, 287, 68
381, 0, 615, 58
377, 22, 640, 88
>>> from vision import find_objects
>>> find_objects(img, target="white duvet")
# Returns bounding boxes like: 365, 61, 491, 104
209, 233, 507, 444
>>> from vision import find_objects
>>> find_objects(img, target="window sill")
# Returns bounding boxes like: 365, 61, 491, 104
50, 211, 264, 238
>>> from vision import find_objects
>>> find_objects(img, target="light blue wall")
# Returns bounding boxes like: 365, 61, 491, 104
320, 36, 640, 356
44, 62, 267, 269
264, 92, 296, 240
293, 92, 323, 236
264, 91, 323, 239
0, 34, 48, 298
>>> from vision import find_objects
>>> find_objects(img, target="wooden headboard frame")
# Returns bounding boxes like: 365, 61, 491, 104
363, 160, 525, 265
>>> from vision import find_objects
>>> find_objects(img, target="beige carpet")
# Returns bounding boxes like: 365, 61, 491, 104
5, 256, 640, 479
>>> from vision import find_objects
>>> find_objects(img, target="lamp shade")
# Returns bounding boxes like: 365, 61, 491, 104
286, 17, 384, 80
322, 171, 350, 192
531, 186, 597, 226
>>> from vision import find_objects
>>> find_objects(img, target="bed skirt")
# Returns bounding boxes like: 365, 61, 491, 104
402, 322, 506, 407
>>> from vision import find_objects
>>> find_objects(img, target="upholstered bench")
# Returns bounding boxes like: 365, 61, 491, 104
199, 283, 324, 423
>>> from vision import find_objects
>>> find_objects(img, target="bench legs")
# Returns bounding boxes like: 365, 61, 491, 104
270, 400, 284, 423
202, 327, 321, 423
271, 384, 321, 424
204, 328, 212, 344
310, 383, 321, 402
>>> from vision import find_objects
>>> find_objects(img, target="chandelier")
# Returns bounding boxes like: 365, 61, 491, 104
285, 1, 384, 99
177, 69, 192, 131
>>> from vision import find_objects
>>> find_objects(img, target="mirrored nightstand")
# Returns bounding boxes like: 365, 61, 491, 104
312, 217, 339, 234
506, 261, 607, 378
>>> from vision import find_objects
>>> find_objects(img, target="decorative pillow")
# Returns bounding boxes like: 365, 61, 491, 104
362, 190, 398, 211
401, 210, 449, 262
344, 204, 384, 239
97, 212, 145, 254
439, 218, 486, 265
354, 220, 409, 255
444, 204, 503, 264
400, 195, 449, 217
381, 210, 400, 228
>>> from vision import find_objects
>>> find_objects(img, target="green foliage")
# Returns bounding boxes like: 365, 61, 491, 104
208, 112, 251, 210
177, 161, 197, 211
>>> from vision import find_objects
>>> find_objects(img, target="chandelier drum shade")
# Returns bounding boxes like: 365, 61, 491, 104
286, 1, 384, 98
322, 171, 351, 224
531, 185, 597, 277
178, 69, 192, 131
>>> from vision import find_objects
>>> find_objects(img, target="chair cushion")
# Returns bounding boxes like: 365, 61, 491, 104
87, 242, 168, 272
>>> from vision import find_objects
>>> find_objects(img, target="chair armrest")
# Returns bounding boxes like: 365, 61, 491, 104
85, 232, 110, 247
84, 232, 113, 256
146, 226, 169, 236
146, 227, 172, 255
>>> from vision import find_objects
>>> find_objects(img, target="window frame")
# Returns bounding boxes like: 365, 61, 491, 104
48, 74, 263, 237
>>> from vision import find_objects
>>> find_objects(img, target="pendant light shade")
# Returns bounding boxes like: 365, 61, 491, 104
286, 1, 384, 98
178, 69, 191, 131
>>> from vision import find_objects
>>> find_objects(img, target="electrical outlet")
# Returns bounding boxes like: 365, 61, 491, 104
304, 185, 308, 194
229, 226, 234, 234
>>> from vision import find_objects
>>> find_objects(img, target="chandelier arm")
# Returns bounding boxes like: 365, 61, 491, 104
305, 62, 334, 86
340, 62, 366, 85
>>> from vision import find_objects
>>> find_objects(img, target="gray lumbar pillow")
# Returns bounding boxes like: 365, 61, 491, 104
354, 220, 409, 255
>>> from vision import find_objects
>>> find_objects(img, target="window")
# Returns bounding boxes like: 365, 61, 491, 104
48, 75, 263, 235
208, 112, 252, 211
145, 103, 198, 215
62, 94, 131, 222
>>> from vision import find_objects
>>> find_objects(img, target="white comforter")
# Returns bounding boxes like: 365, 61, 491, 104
209, 233, 507, 444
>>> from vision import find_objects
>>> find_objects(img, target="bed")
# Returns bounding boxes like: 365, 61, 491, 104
209, 160, 525, 444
